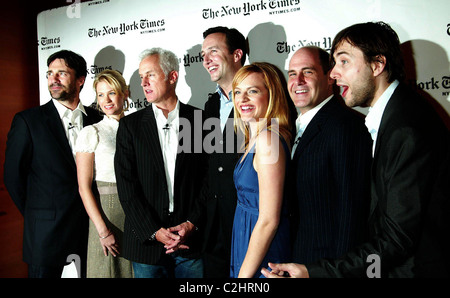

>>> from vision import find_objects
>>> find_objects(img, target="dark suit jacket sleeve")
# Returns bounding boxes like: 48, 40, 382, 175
114, 117, 159, 243
4, 113, 32, 215
307, 116, 450, 277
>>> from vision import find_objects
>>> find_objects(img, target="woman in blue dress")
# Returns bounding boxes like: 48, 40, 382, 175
230, 62, 295, 278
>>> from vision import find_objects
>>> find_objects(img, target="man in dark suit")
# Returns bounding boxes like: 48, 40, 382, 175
286, 46, 372, 265
263, 22, 450, 278
4, 50, 102, 278
114, 48, 207, 278
200, 27, 248, 278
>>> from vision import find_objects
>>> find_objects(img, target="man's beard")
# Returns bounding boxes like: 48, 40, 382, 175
345, 79, 376, 108
353, 82, 376, 108
49, 83, 77, 102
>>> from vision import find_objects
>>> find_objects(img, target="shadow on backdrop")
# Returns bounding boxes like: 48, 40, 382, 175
247, 22, 289, 77
184, 44, 216, 109
401, 39, 450, 129
89, 46, 126, 112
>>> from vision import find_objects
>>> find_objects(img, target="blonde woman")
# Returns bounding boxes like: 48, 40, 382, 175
230, 62, 295, 278
75, 69, 133, 277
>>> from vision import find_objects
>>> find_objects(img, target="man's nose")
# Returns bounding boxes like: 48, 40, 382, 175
330, 67, 339, 79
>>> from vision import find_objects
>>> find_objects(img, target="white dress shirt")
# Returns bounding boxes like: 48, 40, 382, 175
152, 101, 180, 213
52, 98, 87, 159
365, 80, 399, 156
291, 95, 332, 158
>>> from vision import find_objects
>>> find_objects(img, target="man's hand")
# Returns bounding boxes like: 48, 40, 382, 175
261, 262, 309, 278
155, 227, 187, 253
163, 221, 196, 254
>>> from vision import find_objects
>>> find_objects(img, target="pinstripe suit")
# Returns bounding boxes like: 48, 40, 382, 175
289, 95, 372, 264
114, 102, 207, 265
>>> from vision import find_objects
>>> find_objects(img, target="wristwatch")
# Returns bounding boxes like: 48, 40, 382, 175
149, 231, 157, 241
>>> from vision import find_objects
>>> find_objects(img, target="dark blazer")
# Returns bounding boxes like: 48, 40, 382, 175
290, 95, 373, 265
4, 100, 102, 267
114, 102, 207, 265
307, 83, 450, 277
200, 92, 242, 278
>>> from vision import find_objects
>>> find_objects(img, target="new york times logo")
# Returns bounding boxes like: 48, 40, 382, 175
277, 37, 332, 54
202, 0, 301, 19
88, 65, 113, 79
39, 37, 61, 51
88, 19, 165, 38
183, 52, 204, 67
408, 76, 450, 97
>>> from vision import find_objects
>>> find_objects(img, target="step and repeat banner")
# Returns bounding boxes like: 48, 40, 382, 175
36, 0, 448, 277
37, 0, 450, 119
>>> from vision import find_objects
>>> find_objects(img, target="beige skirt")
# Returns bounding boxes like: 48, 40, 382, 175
86, 181, 133, 278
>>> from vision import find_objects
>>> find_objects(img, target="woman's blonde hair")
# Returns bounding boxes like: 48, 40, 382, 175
232, 62, 294, 150
93, 69, 130, 112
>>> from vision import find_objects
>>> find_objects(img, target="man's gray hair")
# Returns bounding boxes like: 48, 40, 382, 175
139, 47, 179, 79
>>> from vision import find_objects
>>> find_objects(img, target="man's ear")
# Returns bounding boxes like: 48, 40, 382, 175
326, 70, 334, 85
168, 70, 179, 85
233, 49, 243, 63
77, 76, 86, 89
326, 70, 339, 95
371, 55, 386, 77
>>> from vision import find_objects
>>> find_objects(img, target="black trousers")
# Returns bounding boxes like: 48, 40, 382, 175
28, 264, 64, 278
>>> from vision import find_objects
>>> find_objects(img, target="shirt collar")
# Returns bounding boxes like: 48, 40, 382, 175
52, 98, 87, 119
152, 99, 180, 125
295, 95, 332, 137
216, 85, 233, 103
365, 80, 399, 140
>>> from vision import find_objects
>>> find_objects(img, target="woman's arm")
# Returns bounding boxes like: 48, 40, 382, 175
76, 151, 119, 257
238, 131, 286, 278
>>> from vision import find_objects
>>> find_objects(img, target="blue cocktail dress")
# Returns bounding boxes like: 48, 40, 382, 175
230, 136, 291, 278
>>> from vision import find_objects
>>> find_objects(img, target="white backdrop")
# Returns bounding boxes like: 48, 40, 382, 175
36, 0, 449, 277
38, 0, 450, 118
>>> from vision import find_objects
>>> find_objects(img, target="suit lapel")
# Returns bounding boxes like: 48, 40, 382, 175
141, 105, 166, 177
174, 102, 189, 177
208, 92, 239, 153
293, 121, 320, 160
41, 101, 76, 169
367, 84, 404, 218
207, 92, 221, 119
293, 97, 336, 160
372, 85, 403, 160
